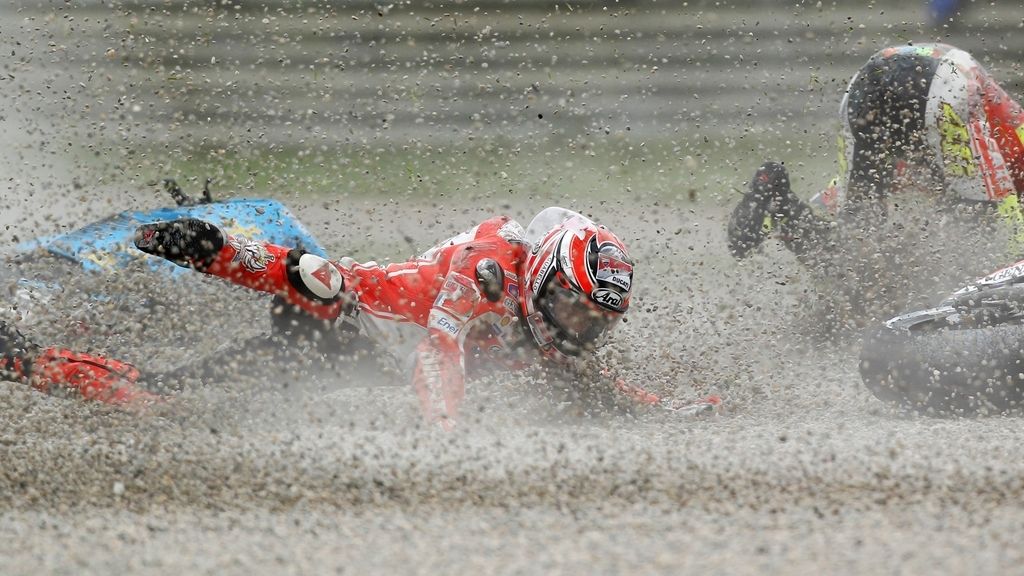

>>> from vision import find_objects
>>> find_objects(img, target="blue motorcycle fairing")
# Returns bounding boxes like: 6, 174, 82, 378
16, 198, 328, 274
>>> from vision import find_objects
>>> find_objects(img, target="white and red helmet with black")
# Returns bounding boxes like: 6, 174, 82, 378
520, 208, 634, 363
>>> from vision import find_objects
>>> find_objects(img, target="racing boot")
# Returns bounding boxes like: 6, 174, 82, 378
727, 161, 795, 258
134, 218, 225, 271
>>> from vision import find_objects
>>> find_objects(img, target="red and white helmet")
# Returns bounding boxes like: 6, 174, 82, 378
520, 208, 634, 363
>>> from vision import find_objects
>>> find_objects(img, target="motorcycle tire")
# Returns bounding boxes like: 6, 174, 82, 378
859, 322, 1024, 416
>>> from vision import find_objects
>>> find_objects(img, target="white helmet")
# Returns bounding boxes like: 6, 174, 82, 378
520, 208, 634, 363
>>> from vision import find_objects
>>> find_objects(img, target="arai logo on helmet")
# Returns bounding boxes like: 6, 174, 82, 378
592, 288, 624, 311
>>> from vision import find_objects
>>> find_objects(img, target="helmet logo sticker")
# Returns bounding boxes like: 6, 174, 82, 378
596, 244, 632, 292
531, 254, 555, 294
434, 272, 481, 321
592, 287, 625, 311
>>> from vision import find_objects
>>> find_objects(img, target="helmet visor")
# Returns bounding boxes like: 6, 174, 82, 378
538, 273, 622, 354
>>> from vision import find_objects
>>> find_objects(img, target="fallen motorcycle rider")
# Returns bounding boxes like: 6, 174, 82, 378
728, 43, 1024, 271
0, 207, 718, 427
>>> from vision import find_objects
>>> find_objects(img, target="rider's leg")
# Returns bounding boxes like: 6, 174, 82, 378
922, 46, 1024, 207
842, 50, 937, 214
842, 59, 899, 211
133, 220, 382, 392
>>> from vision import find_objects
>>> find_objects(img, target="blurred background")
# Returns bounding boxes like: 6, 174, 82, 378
3, 0, 1021, 245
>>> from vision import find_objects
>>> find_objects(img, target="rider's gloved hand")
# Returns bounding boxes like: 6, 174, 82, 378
727, 161, 795, 258
134, 218, 225, 271
0, 320, 163, 408
660, 394, 722, 416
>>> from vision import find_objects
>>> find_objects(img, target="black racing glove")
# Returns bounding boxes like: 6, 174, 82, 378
727, 162, 795, 258
134, 218, 226, 271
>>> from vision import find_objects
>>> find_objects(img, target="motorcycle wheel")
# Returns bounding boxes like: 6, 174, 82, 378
859, 322, 1024, 416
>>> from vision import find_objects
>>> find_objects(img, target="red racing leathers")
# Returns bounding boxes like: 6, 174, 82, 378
3, 214, 719, 417
195, 215, 537, 430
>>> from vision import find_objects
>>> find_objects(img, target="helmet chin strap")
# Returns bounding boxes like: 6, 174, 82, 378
526, 310, 581, 366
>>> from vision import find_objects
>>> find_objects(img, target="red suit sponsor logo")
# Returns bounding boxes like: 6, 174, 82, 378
228, 237, 276, 272
434, 273, 480, 320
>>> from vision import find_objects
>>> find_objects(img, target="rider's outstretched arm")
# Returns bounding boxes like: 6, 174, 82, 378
600, 368, 721, 415
135, 219, 347, 321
